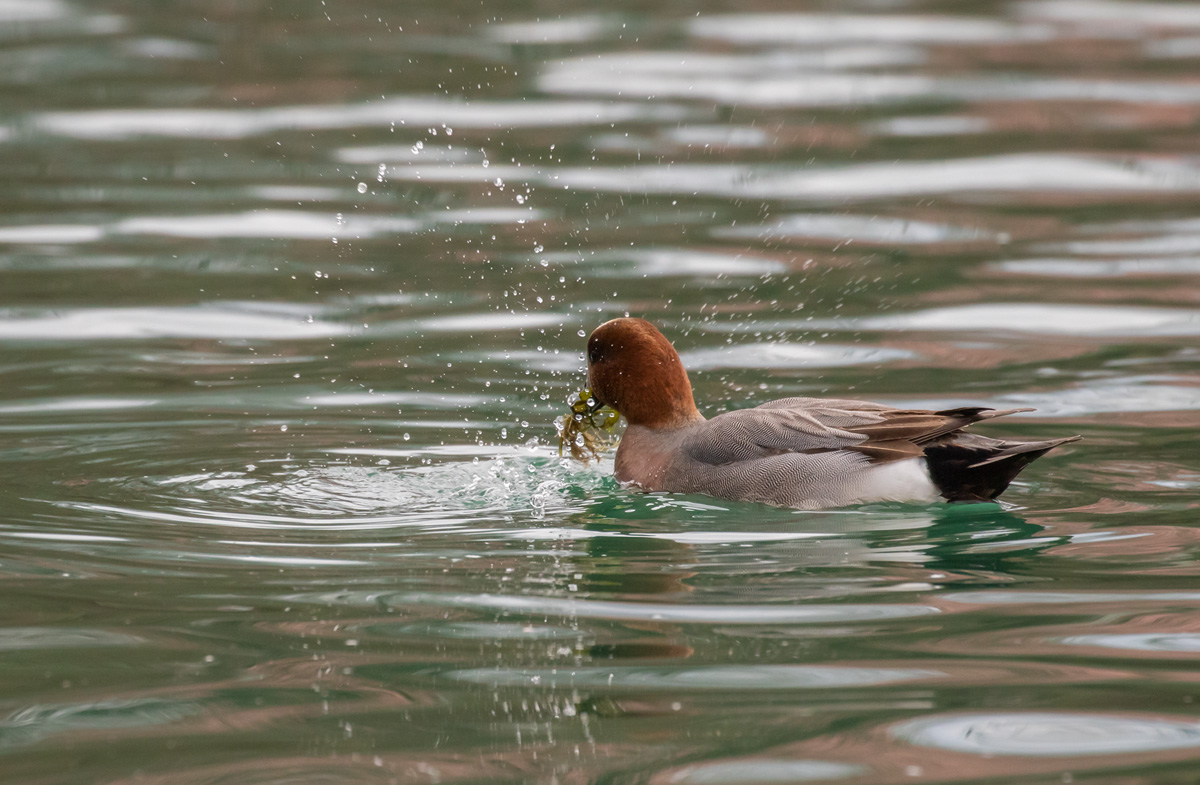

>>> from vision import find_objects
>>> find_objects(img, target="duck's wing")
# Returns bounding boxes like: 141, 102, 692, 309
684, 398, 1033, 465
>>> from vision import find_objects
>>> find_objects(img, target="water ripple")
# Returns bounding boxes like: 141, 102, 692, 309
395, 154, 1200, 201
1059, 633, 1200, 652
717, 213, 997, 246
0, 627, 142, 651
376, 593, 941, 624
0, 304, 349, 341
944, 591, 1200, 605
659, 759, 866, 784
31, 97, 692, 140
893, 712, 1200, 757
444, 664, 943, 690
852, 303, 1200, 337
688, 14, 1045, 44
681, 343, 914, 371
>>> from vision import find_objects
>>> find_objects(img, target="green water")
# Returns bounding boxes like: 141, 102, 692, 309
3, 1, 1200, 783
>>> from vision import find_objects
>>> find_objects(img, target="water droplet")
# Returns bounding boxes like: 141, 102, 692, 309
280, 425, 288, 432
356, 182, 368, 194
402, 433, 411, 441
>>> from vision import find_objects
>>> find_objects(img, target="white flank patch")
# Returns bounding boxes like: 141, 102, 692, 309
862, 458, 940, 503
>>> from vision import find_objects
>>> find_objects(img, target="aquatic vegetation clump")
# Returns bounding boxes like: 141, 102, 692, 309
556, 388, 619, 463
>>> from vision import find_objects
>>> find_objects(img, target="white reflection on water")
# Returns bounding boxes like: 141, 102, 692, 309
664, 125, 772, 149
33, 97, 692, 140
991, 258, 1200, 277
0, 0, 122, 35
716, 213, 995, 245
689, 14, 1043, 44
1059, 633, 1200, 652
1061, 234, 1200, 256
116, 207, 541, 240
551, 69, 1200, 107
551, 155, 1200, 200
120, 37, 211, 60
486, 14, 620, 44
697, 303, 1200, 338
892, 712, 1200, 757
396, 154, 1200, 201
0, 698, 198, 751
336, 143, 479, 164
378, 621, 585, 640
542, 69, 937, 107
883, 377, 1200, 417
1021, 0, 1200, 27
247, 185, 346, 203
543, 248, 788, 278
866, 115, 992, 137
680, 343, 914, 371
414, 311, 567, 333
385, 593, 940, 624
557, 49, 927, 75
0, 208, 542, 244
443, 348, 582, 373
0, 396, 155, 414
116, 210, 420, 240
662, 759, 866, 784
852, 303, 1200, 337
944, 591, 1200, 604
0, 0, 73, 22
0, 224, 103, 243
1, 531, 126, 543
305, 391, 484, 408
444, 664, 942, 690
510, 528, 830, 545
0, 304, 350, 340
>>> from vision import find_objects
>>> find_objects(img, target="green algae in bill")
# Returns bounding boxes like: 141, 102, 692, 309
556, 388, 619, 463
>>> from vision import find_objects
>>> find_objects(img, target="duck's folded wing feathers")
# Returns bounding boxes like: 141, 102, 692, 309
684, 401, 1032, 466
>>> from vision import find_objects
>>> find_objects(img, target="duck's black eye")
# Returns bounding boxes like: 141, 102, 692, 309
587, 343, 603, 365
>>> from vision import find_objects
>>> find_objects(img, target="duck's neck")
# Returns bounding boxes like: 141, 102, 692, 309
624, 384, 704, 430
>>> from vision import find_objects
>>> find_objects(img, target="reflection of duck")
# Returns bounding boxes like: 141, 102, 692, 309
584, 318, 1078, 509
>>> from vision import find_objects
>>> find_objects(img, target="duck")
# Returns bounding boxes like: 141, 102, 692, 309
584, 317, 1078, 509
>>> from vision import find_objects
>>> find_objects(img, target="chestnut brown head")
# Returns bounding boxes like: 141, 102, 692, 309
586, 318, 702, 429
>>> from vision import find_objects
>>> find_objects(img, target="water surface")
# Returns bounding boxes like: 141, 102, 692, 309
2, 0, 1200, 783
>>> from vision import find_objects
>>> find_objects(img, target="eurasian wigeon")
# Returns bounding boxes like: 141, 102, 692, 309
584, 317, 1078, 509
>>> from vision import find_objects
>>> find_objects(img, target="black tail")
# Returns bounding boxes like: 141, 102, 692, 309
924, 433, 1080, 502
